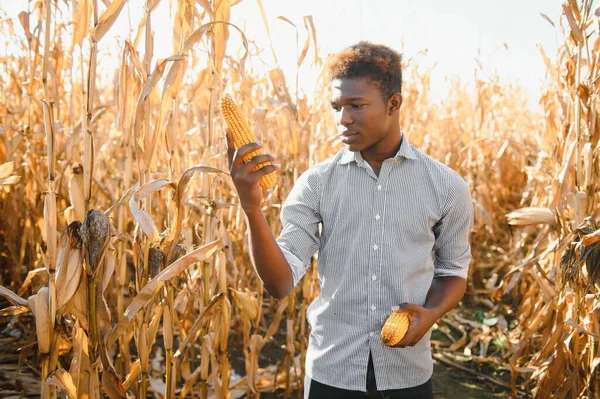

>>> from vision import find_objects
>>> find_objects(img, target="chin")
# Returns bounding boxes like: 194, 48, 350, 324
346, 143, 365, 152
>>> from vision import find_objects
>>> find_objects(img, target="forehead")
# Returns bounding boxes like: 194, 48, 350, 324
331, 77, 380, 101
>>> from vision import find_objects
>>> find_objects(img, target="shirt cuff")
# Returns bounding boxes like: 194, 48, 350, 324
433, 248, 471, 279
279, 245, 308, 287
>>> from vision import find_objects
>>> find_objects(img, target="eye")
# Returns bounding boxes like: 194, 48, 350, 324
351, 104, 365, 109
331, 104, 341, 112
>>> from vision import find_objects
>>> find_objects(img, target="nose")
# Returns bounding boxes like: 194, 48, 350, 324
337, 106, 353, 127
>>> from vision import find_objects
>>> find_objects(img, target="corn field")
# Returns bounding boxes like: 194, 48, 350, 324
0, 0, 598, 398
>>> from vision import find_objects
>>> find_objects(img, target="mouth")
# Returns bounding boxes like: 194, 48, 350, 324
340, 131, 359, 144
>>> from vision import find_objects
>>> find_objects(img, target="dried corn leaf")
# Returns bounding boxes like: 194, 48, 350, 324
182, 21, 248, 71
0, 286, 28, 307
99, 337, 126, 398
122, 360, 140, 391
91, 0, 127, 43
0, 305, 30, 316
46, 369, 77, 399
72, 0, 91, 48
128, 190, 160, 241
107, 240, 221, 346
506, 207, 555, 226
173, 292, 224, 357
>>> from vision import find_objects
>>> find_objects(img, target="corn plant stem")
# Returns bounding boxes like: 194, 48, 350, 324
40, 355, 50, 399
88, 276, 100, 398
41, 1, 56, 397
221, 353, 230, 398
208, 86, 214, 147
134, 3, 154, 396
165, 347, 173, 397
203, 262, 211, 306
84, 0, 99, 212
142, 0, 152, 280
141, 371, 148, 399
200, 259, 211, 397
201, 378, 208, 399
199, 344, 209, 399
116, 200, 129, 378
165, 285, 175, 399
575, 38, 583, 189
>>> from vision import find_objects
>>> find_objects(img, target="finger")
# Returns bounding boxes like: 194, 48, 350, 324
237, 154, 277, 176
225, 129, 235, 166
395, 324, 418, 348
243, 164, 280, 185
231, 141, 264, 170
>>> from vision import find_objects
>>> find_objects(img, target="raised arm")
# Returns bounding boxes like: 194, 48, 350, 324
226, 130, 293, 298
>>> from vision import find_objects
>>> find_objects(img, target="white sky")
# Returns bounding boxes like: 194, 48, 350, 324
2, 0, 564, 108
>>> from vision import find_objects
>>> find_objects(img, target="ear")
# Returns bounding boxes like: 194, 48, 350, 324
388, 93, 402, 115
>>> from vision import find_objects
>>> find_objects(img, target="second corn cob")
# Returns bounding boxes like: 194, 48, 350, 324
220, 94, 276, 190
380, 310, 410, 347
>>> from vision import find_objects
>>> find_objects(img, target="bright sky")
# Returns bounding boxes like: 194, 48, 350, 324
3, 0, 563, 108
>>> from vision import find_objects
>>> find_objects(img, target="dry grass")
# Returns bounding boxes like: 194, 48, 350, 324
0, 0, 597, 398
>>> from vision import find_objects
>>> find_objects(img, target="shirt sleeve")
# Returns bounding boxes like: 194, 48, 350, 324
276, 168, 322, 287
432, 173, 474, 279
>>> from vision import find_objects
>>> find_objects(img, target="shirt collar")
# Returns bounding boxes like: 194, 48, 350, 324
338, 134, 418, 165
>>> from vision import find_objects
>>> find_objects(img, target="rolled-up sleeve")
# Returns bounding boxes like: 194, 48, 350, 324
276, 169, 322, 287
432, 174, 474, 279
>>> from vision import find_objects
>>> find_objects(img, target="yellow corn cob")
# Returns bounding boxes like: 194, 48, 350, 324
381, 310, 410, 347
220, 94, 276, 190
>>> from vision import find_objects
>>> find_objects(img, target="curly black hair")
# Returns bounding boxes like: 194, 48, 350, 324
327, 41, 403, 101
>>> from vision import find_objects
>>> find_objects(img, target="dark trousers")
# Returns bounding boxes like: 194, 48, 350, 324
307, 352, 434, 399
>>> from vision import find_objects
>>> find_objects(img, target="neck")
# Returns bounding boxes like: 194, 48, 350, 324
361, 130, 403, 164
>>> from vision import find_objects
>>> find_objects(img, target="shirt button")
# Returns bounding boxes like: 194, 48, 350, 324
369, 332, 375, 337
375, 214, 380, 220
377, 185, 382, 190
372, 275, 377, 281
373, 244, 378, 250
371, 305, 376, 311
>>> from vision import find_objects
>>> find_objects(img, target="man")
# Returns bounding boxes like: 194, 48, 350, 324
226, 41, 474, 399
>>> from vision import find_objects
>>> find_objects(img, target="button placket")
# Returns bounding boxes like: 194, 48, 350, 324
368, 174, 389, 336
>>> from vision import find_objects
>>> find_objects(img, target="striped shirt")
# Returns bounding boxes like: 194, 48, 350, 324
275, 134, 474, 395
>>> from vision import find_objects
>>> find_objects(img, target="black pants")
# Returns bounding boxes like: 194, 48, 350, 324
307, 352, 434, 399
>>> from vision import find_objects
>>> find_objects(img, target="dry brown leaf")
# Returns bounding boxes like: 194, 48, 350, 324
122, 359, 140, 391
72, 0, 91, 48
0, 305, 30, 316
212, 0, 232, 73
0, 286, 29, 307
69, 323, 90, 398
164, 165, 228, 257
107, 240, 221, 346
256, 0, 279, 65
91, 0, 127, 43
99, 337, 126, 398
63, 274, 89, 329
0, 161, 14, 180
564, 320, 600, 340
182, 21, 248, 71
128, 188, 160, 241
68, 165, 85, 222
28, 287, 51, 354
506, 207, 555, 226
173, 293, 224, 357
46, 369, 77, 398
44, 192, 57, 273
134, 179, 176, 202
